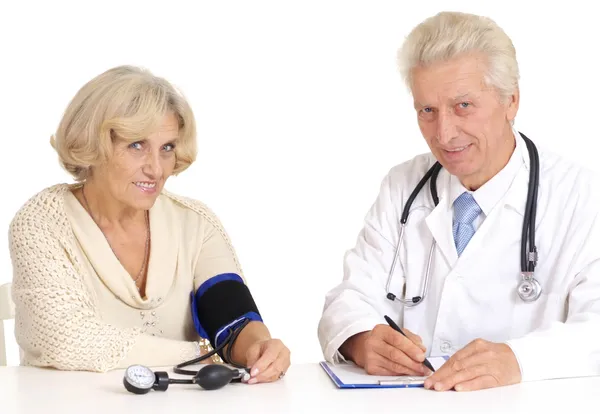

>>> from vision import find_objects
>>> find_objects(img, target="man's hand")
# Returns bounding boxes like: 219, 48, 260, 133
424, 339, 521, 391
342, 324, 429, 376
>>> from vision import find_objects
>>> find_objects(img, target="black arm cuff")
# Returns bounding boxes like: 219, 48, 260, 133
190, 273, 262, 350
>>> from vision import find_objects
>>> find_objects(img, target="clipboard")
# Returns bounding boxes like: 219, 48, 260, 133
319, 356, 449, 389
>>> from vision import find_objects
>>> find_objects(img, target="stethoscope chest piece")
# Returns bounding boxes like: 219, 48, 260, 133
517, 272, 542, 302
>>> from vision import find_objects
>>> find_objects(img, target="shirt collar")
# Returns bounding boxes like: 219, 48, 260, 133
449, 128, 526, 216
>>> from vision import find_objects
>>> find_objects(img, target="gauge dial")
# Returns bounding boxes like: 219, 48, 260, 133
124, 365, 155, 394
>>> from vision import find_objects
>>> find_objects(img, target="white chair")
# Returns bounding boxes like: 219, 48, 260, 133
0, 283, 15, 366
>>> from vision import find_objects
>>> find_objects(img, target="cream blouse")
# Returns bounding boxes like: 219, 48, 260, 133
9, 183, 245, 372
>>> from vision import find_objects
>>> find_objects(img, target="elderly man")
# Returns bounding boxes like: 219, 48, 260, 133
317, 11, 600, 391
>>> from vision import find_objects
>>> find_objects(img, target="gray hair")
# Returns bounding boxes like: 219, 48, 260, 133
397, 11, 520, 100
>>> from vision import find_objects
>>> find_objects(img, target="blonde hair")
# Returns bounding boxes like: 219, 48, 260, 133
397, 11, 519, 100
51, 65, 197, 181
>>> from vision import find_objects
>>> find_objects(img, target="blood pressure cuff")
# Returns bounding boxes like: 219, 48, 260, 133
190, 273, 262, 350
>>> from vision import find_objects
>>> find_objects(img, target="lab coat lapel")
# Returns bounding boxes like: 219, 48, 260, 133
455, 146, 531, 270
425, 170, 458, 267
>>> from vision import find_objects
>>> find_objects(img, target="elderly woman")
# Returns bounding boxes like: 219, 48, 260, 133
8, 65, 290, 382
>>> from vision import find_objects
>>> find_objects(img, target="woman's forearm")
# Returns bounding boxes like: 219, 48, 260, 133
229, 321, 271, 366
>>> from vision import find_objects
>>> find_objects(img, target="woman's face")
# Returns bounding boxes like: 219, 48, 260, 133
91, 112, 179, 211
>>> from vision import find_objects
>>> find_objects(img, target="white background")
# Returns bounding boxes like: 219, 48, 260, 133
0, 0, 598, 367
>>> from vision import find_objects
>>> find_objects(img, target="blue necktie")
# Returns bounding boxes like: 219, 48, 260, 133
453, 192, 482, 256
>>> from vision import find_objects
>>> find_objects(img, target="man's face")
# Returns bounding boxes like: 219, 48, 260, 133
411, 53, 519, 189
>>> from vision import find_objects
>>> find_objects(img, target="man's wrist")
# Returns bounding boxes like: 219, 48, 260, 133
340, 331, 368, 366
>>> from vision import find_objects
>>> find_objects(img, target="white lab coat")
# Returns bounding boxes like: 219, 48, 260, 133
318, 132, 600, 382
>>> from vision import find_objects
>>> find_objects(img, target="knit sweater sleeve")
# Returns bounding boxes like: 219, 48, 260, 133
8, 189, 202, 372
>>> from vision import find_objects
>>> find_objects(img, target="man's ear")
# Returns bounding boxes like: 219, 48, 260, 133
506, 88, 520, 124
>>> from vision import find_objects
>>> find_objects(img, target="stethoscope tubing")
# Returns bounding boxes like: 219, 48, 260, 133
385, 132, 540, 305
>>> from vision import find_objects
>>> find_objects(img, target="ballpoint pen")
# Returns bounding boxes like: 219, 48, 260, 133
384, 315, 436, 373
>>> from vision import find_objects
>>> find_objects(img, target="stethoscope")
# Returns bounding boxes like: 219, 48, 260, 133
123, 319, 252, 394
385, 132, 542, 305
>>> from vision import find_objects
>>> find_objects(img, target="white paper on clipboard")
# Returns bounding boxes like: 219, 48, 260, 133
320, 356, 448, 389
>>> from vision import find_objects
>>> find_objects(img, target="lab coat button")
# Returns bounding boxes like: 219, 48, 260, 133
440, 341, 452, 353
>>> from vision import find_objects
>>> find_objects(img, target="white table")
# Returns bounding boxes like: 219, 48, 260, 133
1, 363, 599, 414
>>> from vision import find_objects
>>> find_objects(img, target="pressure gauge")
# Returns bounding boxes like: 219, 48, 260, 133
122, 364, 239, 394
124, 365, 156, 394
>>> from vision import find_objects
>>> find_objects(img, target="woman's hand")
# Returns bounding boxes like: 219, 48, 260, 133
244, 338, 291, 384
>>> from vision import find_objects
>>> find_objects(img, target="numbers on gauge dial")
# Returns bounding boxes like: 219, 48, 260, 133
125, 365, 155, 389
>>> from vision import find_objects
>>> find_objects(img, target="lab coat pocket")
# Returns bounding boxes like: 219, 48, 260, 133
451, 270, 516, 343
510, 291, 566, 339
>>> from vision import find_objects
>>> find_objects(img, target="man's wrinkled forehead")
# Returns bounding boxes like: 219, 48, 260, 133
410, 55, 492, 104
